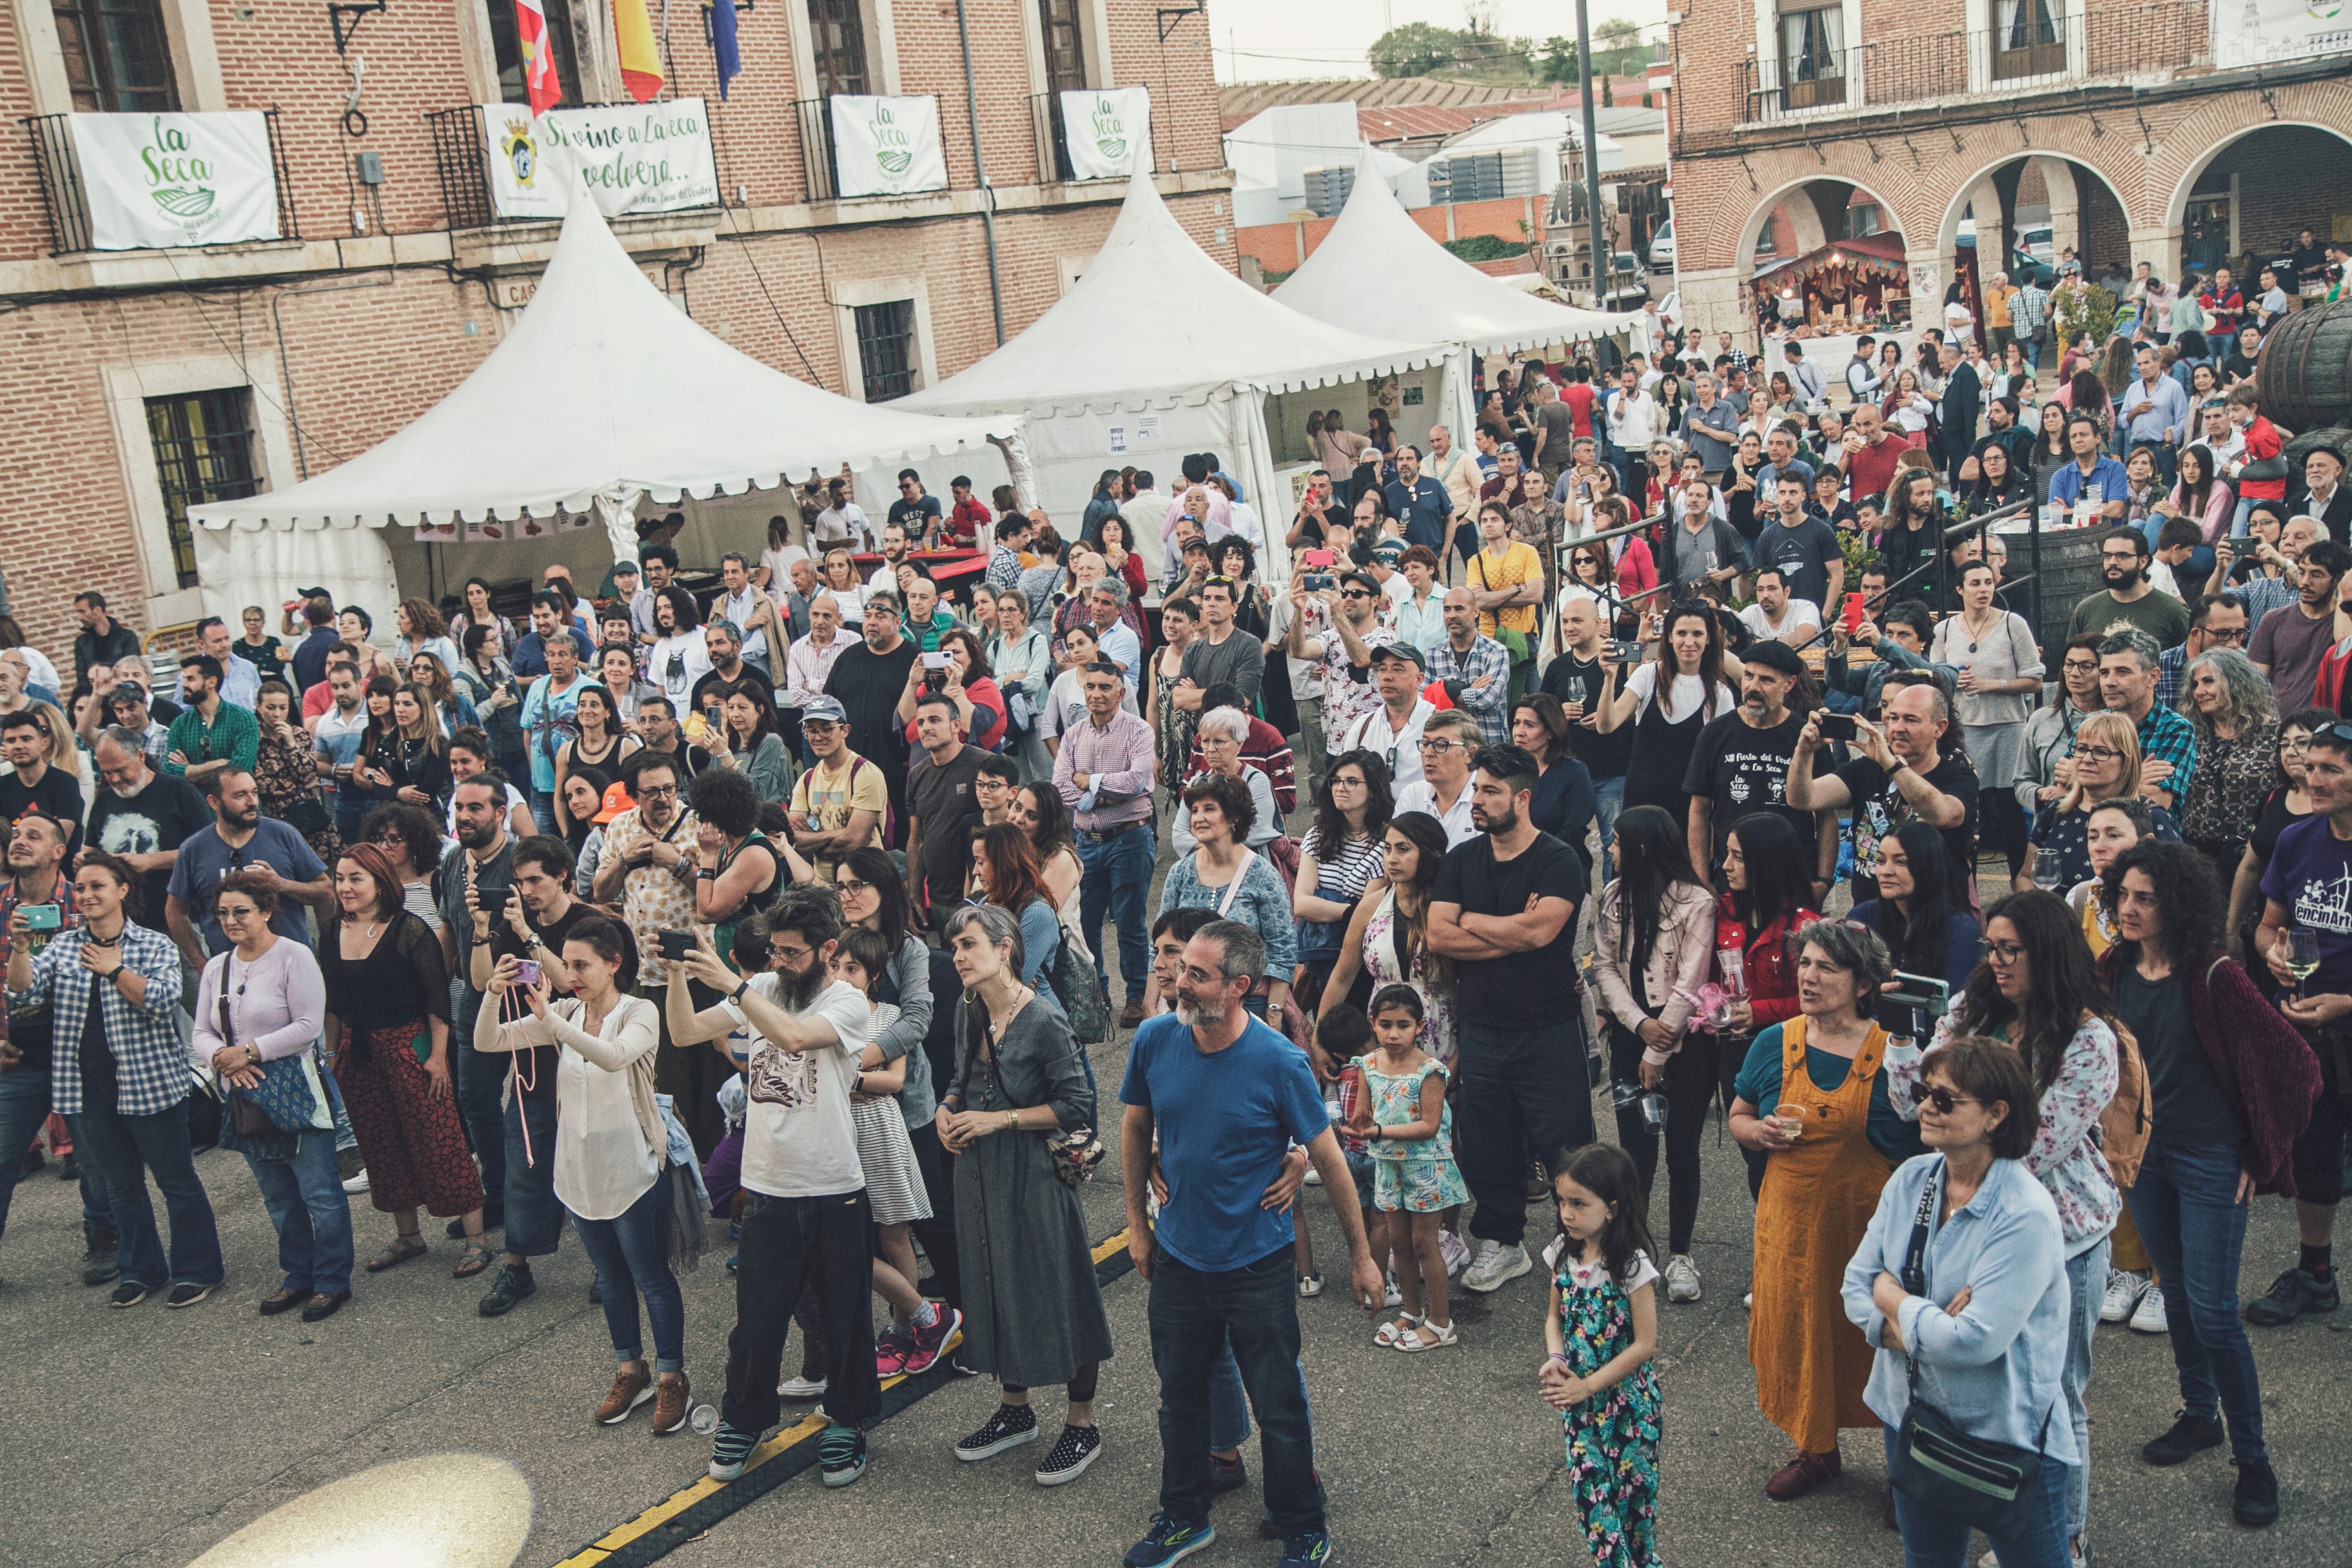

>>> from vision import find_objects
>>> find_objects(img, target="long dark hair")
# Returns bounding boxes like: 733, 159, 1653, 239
1550, 1143, 1658, 1281
1726, 811, 1810, 935
1953, 889, 2108, 1091
1871, 818, 1959, 977
1382, 811, 1452, 993
1607, 804, 1704, 981
2177, 443, 2218, 517
561, 764, 611, 854
838, 845, 916, 943
1311, 747, 1393, 857
1662, 600, 1727, 720
1511, 693, 1574, 765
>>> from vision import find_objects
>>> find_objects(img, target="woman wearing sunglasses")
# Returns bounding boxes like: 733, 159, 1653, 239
1884, 890, 2121, 1562
2016, 711, 2178, 895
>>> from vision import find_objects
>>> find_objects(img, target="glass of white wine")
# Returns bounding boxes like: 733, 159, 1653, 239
1777, 1102, 1808, 1145
2287, 929, 2323, 1004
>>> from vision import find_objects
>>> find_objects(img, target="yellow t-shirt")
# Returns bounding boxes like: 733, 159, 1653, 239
788, 749, 888, 880
1470, 541, 1544, 638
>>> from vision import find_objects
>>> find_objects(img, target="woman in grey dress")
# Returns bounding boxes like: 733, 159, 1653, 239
1930, 559, 2043, 877
934, 903, 1114, 1486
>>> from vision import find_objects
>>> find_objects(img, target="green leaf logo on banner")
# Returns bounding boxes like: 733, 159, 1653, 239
152, 186, 216, 218
870, 102, 912, 177
1091, 96, 1126, 163
139, 116, 221, 238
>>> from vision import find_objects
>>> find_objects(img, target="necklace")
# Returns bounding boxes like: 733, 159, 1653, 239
1960, 606, 1999, 653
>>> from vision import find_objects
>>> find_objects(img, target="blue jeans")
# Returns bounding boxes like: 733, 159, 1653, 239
2126, 1139, 2265, 1463
71, 1096, 223, 1290
528, 789, 560, 837
1455, 1016, 1596, 1249
503, 1092, 563, 1258
1207, 1342, 1313, 1453
572, 1176, 686, 1372
244, 1129, 356, 1295
1590, 774, 1625, 854
1077, 823, 1153, 1004
453, 988, 508, 1213
1887, 1426, 2071, 1568
1149, 1243, 1325, 1536
0, 1067, 104, 1246
2061, 1234, 2109, 1541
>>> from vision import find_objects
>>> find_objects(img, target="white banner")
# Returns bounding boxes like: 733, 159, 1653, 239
482, 98, 718, 220
1059, 88, 1152, 181
2214, 0, 2352, 67
829, 95, 949, 200
67, 112, 279, 250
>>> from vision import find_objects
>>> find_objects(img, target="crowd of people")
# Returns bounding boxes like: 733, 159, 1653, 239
1, 258, 2348, 1566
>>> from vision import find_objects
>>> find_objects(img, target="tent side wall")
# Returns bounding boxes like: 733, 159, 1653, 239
194, 523, 399, 633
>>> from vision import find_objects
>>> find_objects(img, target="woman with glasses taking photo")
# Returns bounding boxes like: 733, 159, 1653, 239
1883, 889, 2122, 1561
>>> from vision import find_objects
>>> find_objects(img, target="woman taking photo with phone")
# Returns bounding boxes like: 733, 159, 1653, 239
1596, 600, 1736, 815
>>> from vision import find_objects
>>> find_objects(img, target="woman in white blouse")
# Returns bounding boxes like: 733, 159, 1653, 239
477, 917, 689, 1434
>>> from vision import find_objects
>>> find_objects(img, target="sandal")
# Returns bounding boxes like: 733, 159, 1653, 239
365, 1236, 428, 1273
452, 1241, 495, 1279
1373, 1313, 1423, 1348
1394, 1319, 1459, 1353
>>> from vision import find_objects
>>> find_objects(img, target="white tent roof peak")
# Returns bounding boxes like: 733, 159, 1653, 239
189, 191, 1018, 532
1274, 155, 1647, 358
896, 165, 1449, 419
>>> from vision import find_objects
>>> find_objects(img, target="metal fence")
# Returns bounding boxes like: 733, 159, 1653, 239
423, 105, 498, 230
23, 107, 299, 255
1029, 93, 1073, 183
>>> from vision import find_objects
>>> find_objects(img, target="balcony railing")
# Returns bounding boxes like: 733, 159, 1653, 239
1030, 93, 1074, 183
22, 108, 299, 255
795, 98, 840, 202
423, 106, 498, 230
1734, 3, 2206, 123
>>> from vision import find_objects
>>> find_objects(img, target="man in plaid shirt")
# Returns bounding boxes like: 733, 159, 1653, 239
1426, 587, 1512, 744
2099, 627, 2199, 812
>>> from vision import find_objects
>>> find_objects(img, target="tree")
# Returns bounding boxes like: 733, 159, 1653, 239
1594, 17, 1643, 51
1538, 35, 1579, 83
1369, 21, 1465, 77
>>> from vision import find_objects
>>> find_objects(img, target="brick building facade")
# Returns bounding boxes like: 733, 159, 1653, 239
1662, 0, 2352, 342
0, 0, 1229, 664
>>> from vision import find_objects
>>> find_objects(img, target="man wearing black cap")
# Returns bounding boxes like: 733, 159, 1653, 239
1338, 638, 1436, 790
1681, 640, 1835, 897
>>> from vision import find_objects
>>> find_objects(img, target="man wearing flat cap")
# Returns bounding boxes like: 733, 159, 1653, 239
1682, 638, 1838, 898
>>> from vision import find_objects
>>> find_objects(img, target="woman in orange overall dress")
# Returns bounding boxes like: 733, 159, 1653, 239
1726, 918, 1924, 1501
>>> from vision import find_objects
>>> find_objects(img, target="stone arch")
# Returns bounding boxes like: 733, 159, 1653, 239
1736, 172, 1912, 282
2164, 119, 2352, 233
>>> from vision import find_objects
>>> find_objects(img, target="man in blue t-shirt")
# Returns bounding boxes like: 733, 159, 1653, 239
1119, 919, 1377, 1568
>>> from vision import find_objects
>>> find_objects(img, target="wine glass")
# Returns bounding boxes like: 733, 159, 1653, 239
1777, 1102, 1808, 1145
2288, 929, 2322, 1004
2033, 854, 2064, 895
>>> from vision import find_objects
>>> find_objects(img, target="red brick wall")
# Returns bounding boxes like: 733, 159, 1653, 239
1233, 194, 1541, 277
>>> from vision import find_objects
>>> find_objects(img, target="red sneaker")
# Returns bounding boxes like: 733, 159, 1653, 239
901, 1306, 964, 1374
874, 1327, 916, 1378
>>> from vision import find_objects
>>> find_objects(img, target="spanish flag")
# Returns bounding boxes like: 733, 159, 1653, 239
613, 0, 662, 102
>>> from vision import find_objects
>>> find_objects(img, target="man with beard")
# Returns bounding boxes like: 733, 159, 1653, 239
1428, 745, 1592, 1296
1119, 918, 1377, 1568
1537, 592, 1631, 851
0, 710, 84, 861
468, 834, 595, 1317
0, 811, 116, 1283
867, 521, 916, 592
1681, 642, 1837, 893
1788, 676, 1981, 897
690, 619, 755, 728
2249, 541, 2350, 719
445, 727, 535, 840
85, 728, 210, 962
1286, 571, 1382, 781
312, 659, 373, 846
623, 697, 713, 787
162, 654, 258, 790
668, 886, 880, 1488
2049, 415, 2131, 526
165, 769, 330, 960
2068, 527, 2190, 647
437, 777, 518, 1232
823, 591, 920, 842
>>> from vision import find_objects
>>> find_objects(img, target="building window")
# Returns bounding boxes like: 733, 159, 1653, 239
1845, 203, 1882, 238
1776, 4, 1846, 107
808, 0, 872, 96
485, 0, 584, 106
146, 388, 257, 591
53, 0, 180, 113
1991, 0, 2066, 80
853, 299, 918, 402
1039, 0, 1088, 92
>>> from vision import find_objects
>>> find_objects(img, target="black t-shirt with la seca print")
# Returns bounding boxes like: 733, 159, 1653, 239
1835, 749, 1980, 898
1682, 710, 1812, 868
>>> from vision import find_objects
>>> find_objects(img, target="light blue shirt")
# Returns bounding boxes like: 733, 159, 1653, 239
1841, 1154, 2078, 1466
2047, 454, 2131, 513
1095, 619, 1142, 696
221, 650, 261, 710
2115, 373, 2190, 448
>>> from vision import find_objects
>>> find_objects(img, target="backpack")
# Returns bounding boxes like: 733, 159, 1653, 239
1046, 926, 1110, 1045
2098, 1012, 2153, 1190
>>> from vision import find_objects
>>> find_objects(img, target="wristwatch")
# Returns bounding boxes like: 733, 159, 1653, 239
729, 979, 751, 1004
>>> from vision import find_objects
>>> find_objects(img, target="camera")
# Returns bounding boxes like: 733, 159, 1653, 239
1608, 639, 1643, 664
657, 929, 696, 961
1302, 573, 1336, 592
22, 904, 60, 932
1876, 972, 1950, 1042
1818, 713, 1858, 742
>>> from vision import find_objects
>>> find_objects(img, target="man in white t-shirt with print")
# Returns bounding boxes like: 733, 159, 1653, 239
668, 886, 881, 1488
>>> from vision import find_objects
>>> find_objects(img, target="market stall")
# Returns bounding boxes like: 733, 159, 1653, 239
1754, 233, 1911, 336
187, 188, 1021, 613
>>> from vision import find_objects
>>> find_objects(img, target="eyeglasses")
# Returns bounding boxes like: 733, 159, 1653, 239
1976, 938, 2027, 964
1416, 738, 1460, 753
2202, 626, 2247, 642
835, 878, 874, 897
768, 941, 814, 964
1916, 1086, 1981, 1116
2073, 745, 2125, 763
638, 783, 679, 799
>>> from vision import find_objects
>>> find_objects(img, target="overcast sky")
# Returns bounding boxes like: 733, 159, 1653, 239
1204, 0, 1673, 83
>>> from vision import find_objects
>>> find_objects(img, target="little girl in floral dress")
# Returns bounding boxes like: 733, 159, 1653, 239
1351, 985, 1466, 1353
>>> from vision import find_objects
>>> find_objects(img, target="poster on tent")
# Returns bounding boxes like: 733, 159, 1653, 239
66, 112, 281, 250
480, 99, 719, 221
2214, 0, 2352, 66
829, 96, 949, 199
1058, 88, 1152, 180
416, 518, 459, 543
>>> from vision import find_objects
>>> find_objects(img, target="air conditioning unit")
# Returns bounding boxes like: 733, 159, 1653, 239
1429, 145, 1543, 206
1300, 164, 1356, 218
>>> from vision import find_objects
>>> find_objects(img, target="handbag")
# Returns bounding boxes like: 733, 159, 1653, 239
1884, 1158, 2057, 1537
215, 955, 322, 1137
279, 791, 332, 838
1045, 926, 1111, 1045
960, 1003, 1103, 1186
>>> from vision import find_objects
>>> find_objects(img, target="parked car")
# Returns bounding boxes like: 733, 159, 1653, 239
1647, 218, 1676, 269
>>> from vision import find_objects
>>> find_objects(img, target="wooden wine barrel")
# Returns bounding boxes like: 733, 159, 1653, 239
1988, 516, 2112, 657
2256, 301, 2352, 433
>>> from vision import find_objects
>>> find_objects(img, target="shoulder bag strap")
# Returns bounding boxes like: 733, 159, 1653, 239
1216, 852, 1258, 919
1899, 1157, 1945, 1390
217, 951, 235, 1044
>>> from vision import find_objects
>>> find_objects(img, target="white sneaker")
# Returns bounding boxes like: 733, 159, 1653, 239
1462, 1241, 1532, 1294
2099, 1268, 2149, 1324
776, 1372, 828, 1398
341, 1168, 370, 1195
1980, 1540, 2085, 1568
1742, 1291, 1753, 1312
1382, 1270, 1403, 1308
2129, 1282, 2168, 1333
1439, 1229, 1469, 1277
1664, 1253, 1702, 1304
